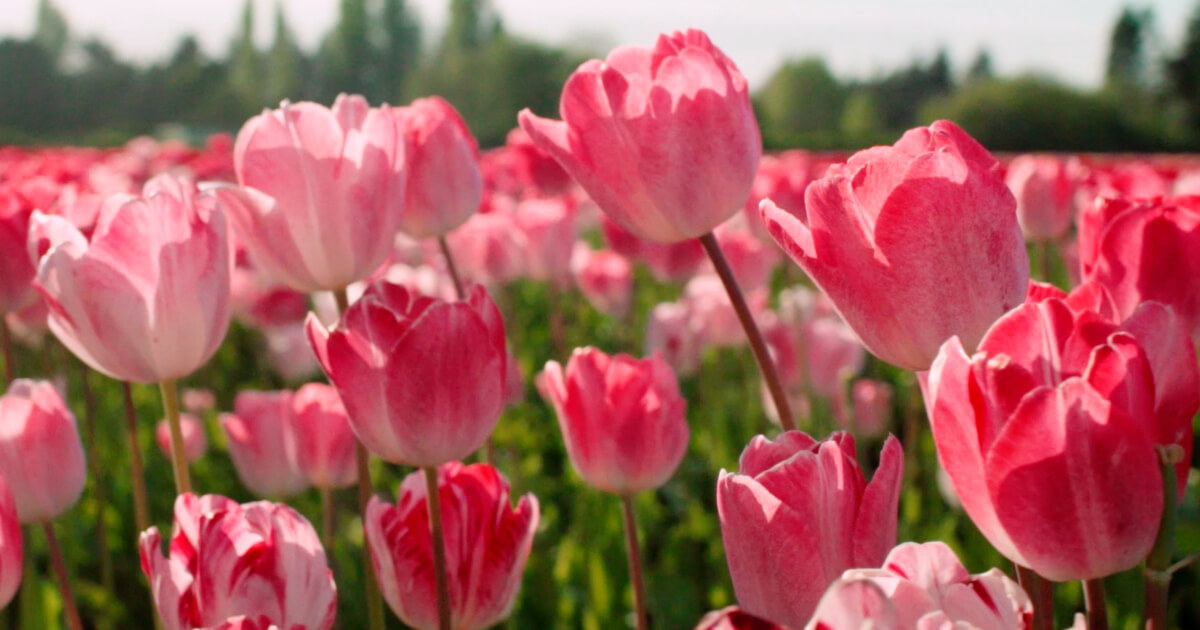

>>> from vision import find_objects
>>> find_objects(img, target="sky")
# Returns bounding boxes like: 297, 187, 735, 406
1, 0, 1195, 89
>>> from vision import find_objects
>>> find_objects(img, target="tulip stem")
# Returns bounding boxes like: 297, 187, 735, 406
42, 521, 84, 630
1016, 565, 1053, 630
438, 235, 467, 300
1083, 578, 1108, 630
158, 379, 192, 494
0, 319, 12, 386
333, 286, 386, 630
77, 364, 113, 591
320, 486, 335, 552
1144, 444, 1182, 630
698, 232, 795, 431
122, 382, 152, 532
423, 466, 452, 630
620, 494, 649, 630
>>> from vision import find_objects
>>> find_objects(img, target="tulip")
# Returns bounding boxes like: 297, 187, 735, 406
694, 606, 785, 630
711, 226, 780, 292
538, 347, 689, 495
284, 383, 358, 490
444, 212, 527, 288
504, 127, 573, 195
1005, 154, 1075, 242
514, 197, 578, 286
1079, 196, 1200, 340
366, 463, 538, 630
519, 29, 760, 243
602, 216, 707, 283
219, 390, 309, 498
395, 97, 483, 239
806, 542, 1032, 630
0, 379, 86, 523
570, 244, 633, 317
645, 301, 704, 377
762, 121, 1029, 371
0, 475, 22, 610
717, 431, 903, 627
215, 94, 407, 293
307, 281, 507, 467
140, 493, 337, 630
850, 380, 893, 437
182, 388, 216, 414
0, 201, 35, 316
155, 413, 208, 464
924, 282, 1199, 581
31, 174, 231, 384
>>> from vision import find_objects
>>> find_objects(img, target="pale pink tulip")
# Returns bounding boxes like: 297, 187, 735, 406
284, 383, 357, 490
570, 244, 633, 317
0, 379, 86, 523
395, 96, 483, 238
219, 391, 308, 498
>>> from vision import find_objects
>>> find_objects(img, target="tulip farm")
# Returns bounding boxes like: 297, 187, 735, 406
3, 24, 1200, 630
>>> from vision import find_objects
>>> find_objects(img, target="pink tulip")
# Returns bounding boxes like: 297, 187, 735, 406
140, 493, 337, 630
395, 96, 483, 238
762, 121, 1029, 370
740, 150, 825, 239
155, 413, 208, 464
1005, 154, 1075, 242
215, 95, 407, 292
519, 29, 761, 243
538, 347, 689, 494
182, 388, 216, 414
645, 301, 704, 377
711, 226, 780, 292
514, 197, 578, 285
0, 201, 35, 315
31, 174, 232, 383
570, 244, 633, 317
806, 542, 1032, 630
284, 383, 357, 490
602, 216, 707, 282
1080, 196, 1200, 340
262, 324, 322, 382
504, 127, 573, 196
683, 275, 752, 349
0, 476, 22, 610
444, 212, 527, 287
694, 606, 786, 630
924, 281, 1198, 580
717, 431, 903, 627
850, 380, 893, 437
365, 463, 538, 630
801, 316, 864, 398
307, 282, 507, 467
219, 391, 308, 498
0, 380, 86, 523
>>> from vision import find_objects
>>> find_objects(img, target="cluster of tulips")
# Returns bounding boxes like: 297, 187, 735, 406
0, 25, 1198, 630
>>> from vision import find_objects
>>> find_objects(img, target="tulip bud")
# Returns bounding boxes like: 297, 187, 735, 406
0, 476, 22, 610
0, 380, 86, 523
395, 97, 483, 238
284, 383, 358, 490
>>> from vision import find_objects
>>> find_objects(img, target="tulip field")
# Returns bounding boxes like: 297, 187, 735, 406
3, 27, 1200, 630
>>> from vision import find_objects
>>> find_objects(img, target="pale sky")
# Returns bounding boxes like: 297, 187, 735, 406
1, 0, 1195, 89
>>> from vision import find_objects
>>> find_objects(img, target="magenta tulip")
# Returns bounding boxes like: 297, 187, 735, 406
807, 542, 1032, 630
1005, 154, 1076, 242
694, 606, 786, 630
717, 431, 903, 627
307, 281, 507, 467
571, 245, 633, 317
0, 476, 22, 610
924, 281, 1198, 580
762, 121, 1028, 370
519, 29, 761, 243
850, 380, 893, 437
140, 493, 337, 630
284, 383, 357, 490
216, 94, 407, 292
395, 96, 483, 238
365, 463, 538, 630
0, 202, 35, 315
515, 197, 578, 285
0, 379, 86, 523
538, 347, 689, 494
219, 391, 308, 498
31, 174, 231, 383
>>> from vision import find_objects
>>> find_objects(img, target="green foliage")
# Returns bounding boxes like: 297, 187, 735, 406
758, 57, 847, 148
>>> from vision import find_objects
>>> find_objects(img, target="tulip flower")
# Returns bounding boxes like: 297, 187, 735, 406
155, 413, 208, 464
602, 216, 707, 283
444, 212, 527, 288
504, 127, 573, 196
366, 463, 538, 630
694, 606, 785, 630
806, 542, 1032, 630
538, 347, 689, 495
1005, 154, 1075, 242
395, 96, 483, 239
140, 493, 337, 630
215, 94, 407, 293
762, 121, 1029, 371
570, 244, 633, 317
1079, 196, 1200, 340
717, 431, 903, 627
850, 380, 893, 437
284, 383, 358, 490
0, 201, 35, 317
0, 379, 86, 523
307, 281, 507, 467
0, 475, 22, 611
519, 29, 760, 243
515, 197, 578, 286
924, 281, 1199, 581
645, 302, 704, 377
219, 391, 309, 498
30, 174, 231, 384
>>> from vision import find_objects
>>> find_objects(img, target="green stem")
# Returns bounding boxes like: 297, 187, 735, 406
158, 379, 191, 494
1144, 444, 1182, 630
620, 494, 649, 630
424, 466, 452, 630
43, 521, 84, 630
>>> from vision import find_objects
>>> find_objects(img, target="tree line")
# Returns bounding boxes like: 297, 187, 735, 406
3, 0, 1200, 152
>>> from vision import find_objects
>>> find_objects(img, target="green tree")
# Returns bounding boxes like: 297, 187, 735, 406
0, 39, 62, 136
1167, 4, 1200, 131
227, 0, 263, 112
757, 57, 846, 147
839, 89, 886, 147
318, 0, 374, 99
264, 2, 307, 104
32, 0, 69, 67
1107, 7, 1154, 89
378, 0, 422, 101
867, 49, 953, 131
966, 49, 993, 83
